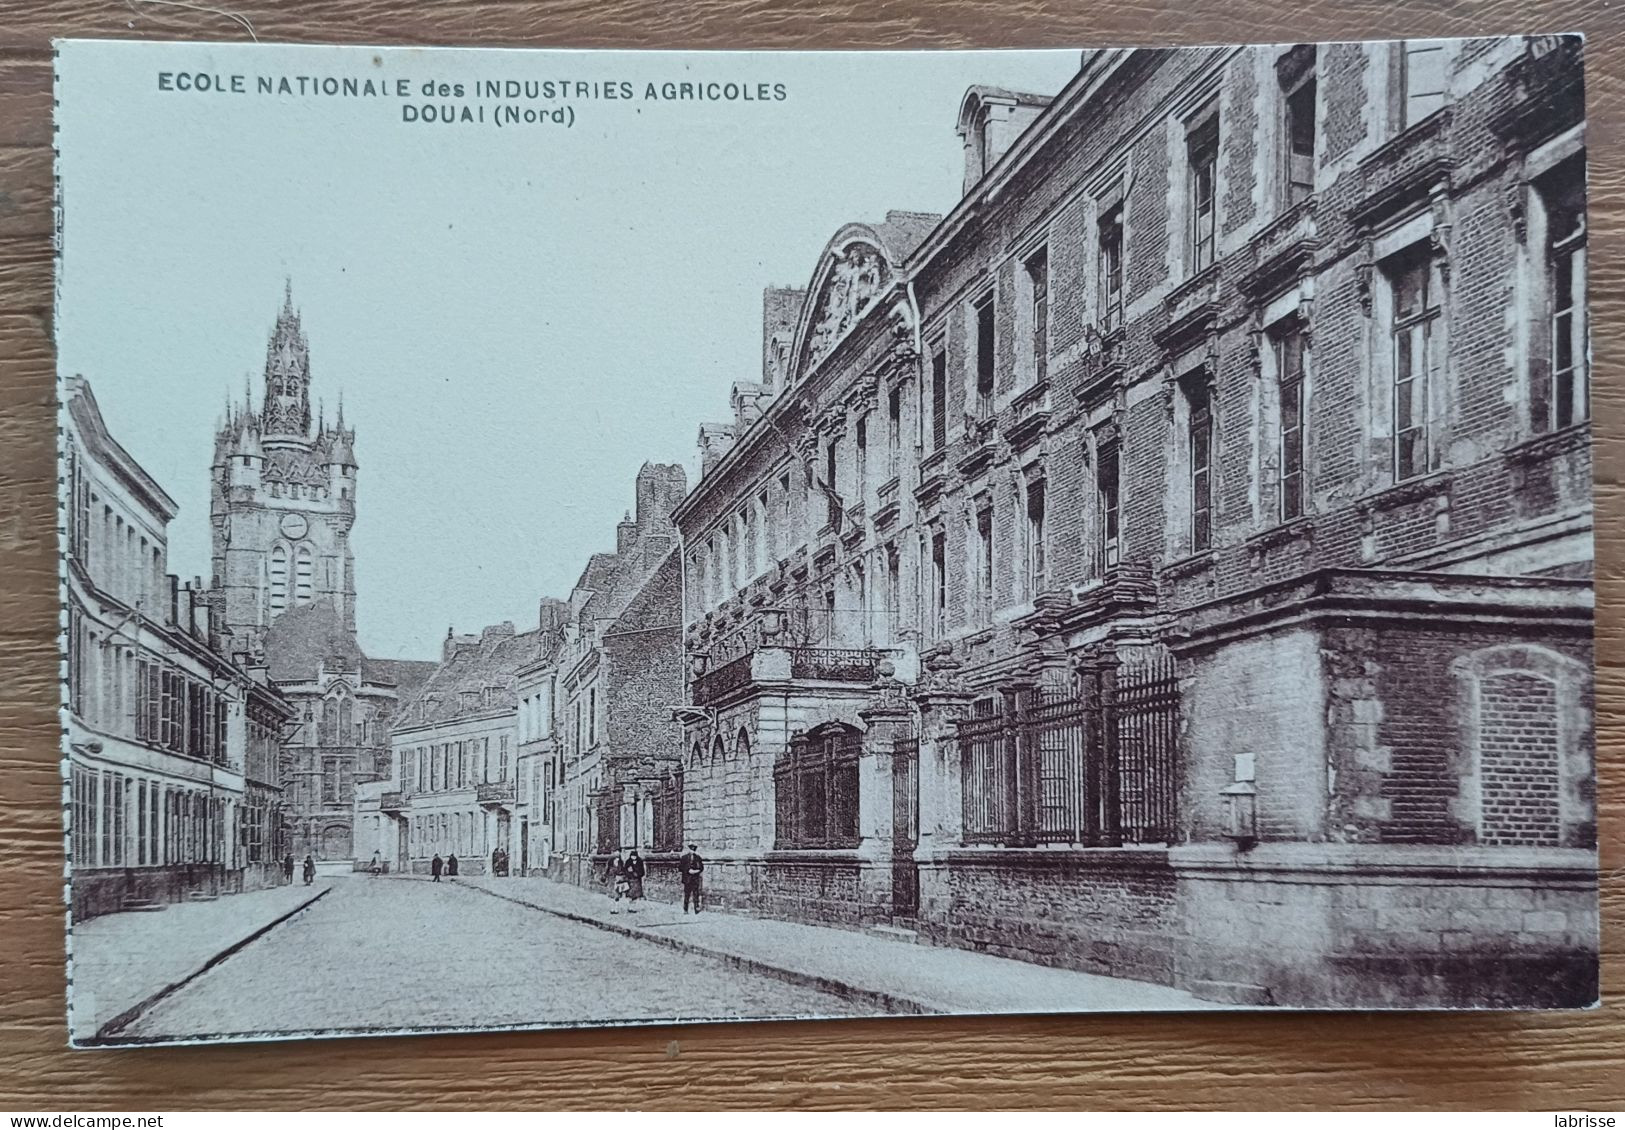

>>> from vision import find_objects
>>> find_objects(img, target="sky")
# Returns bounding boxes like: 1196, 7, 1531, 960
56, 41, 1083, 660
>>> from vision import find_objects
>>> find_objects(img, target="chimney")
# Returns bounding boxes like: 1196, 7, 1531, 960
617, 511, 637, 555
167, 574, 180, 627
958, 87, 1053, 195
696, 425, 735, 479
761, 286, 804, 391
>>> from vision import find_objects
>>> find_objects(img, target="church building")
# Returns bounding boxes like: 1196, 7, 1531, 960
209, 284, 434, 865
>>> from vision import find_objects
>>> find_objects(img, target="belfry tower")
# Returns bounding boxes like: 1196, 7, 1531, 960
210, 282, 359, 660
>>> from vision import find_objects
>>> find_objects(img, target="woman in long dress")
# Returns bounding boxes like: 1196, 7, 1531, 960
623, 850, 646, 911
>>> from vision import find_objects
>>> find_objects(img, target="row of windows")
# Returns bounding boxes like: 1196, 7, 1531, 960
295, 692, 374, 748
688, 44, 1585, 642
65, 442, 166, 614
917, 42, 1464, 443
283, 758, 356, 809
268, 542, 316, 618
70, 767, 234, 869
518, 679, 555, 743
564, 686, 599, 758
67, 617, 236, 764
407, 810, 490, 858
399, 734, 511, 794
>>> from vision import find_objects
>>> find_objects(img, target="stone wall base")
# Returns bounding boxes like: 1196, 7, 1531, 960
1171, 843, 1599, 1008
917, 847, 1179, 984
71, 863, 249, 921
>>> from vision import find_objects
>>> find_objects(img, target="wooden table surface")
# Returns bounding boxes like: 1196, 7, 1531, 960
1, 0, 1620, 1110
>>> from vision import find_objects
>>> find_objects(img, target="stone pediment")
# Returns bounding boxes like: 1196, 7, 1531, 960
803, 241, 889, 373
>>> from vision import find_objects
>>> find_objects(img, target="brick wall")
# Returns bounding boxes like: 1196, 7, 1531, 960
919, 849, 1178, 984
1322, 620, 1592, 847
1478, 672, 1561, 845
603, 550, 683, 779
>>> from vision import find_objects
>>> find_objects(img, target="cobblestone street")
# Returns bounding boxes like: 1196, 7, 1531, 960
120, 877, 867, 1041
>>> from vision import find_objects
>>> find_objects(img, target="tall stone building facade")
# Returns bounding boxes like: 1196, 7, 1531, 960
211, 282, 357, 655
367, 622, 552, 876
674, 38, 1594, 1007
63, 376, 296, 920
210, 284, 434, 863
534, 463, 688, 887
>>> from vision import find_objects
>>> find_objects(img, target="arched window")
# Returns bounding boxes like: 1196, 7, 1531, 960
269, 545, 289, 616
689, 741, 703, 769
321, 694, 340, 745
711, 733, 726, 766
735, 727, 751, 762
337, 697, 352, 747
294, 544, 314, 606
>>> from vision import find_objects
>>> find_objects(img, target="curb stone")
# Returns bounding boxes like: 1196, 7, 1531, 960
87, 885, 333, 1043
466, 882, 941, 1018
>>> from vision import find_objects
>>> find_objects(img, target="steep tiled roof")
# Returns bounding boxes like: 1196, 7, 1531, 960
399, 624, 548, 729
263, 599, 366, 682
365, 657, 438, 703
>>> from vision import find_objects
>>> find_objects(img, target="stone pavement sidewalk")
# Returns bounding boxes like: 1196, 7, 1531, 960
463, 874, 1220, 1017
69, 881, 332, 1042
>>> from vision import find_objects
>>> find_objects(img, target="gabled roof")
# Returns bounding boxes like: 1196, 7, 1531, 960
365, 657, 438, 703
401, 624, 544, 728
64, 375, 179, 521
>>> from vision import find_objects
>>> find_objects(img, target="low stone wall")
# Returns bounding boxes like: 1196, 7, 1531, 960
1171, 843, 1599, 1007
71, 863, 245, 921
917, 847, 1179, 984
241, 861, 288, 891
754, 852, 872, 925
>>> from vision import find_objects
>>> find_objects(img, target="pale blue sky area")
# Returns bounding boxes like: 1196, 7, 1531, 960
57, 42, 1083, 659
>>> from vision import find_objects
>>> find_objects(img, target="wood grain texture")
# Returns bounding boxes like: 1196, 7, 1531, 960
1, 0, 1621, 1110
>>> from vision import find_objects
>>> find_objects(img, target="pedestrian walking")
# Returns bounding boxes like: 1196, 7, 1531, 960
431, 853, 443, 882
282, 853, 294, 883
446, 853, 459, 879
624, 849, 646, 911
301, 854, 315, 886
679, 843, 705, 914
369, 850, 382, 878
607, 853, 627, 913
491, 847, 501, 877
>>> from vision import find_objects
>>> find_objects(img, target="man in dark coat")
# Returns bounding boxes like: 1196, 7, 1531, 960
446, 853, 459, 879
301, 855, 315, 885
679, 843, 705, 914
282, 853, 294, 883
431, 853, 444, 882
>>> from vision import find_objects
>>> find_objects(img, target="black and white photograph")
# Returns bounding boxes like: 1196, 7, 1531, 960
54, 35, 1597, 1048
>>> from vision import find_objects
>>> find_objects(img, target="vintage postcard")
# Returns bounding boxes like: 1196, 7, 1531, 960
54, 36, 1596, 1047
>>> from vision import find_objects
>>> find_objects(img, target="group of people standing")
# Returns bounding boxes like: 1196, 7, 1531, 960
604, 844, 705, 914
426, 849, 507, 881
280, 853, 316, 886
345, 842, 710, 914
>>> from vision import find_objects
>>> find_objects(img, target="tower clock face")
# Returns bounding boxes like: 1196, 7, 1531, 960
280, 513, 309, 540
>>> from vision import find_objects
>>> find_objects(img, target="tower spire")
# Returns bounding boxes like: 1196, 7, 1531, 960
261, 280, 312, 441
